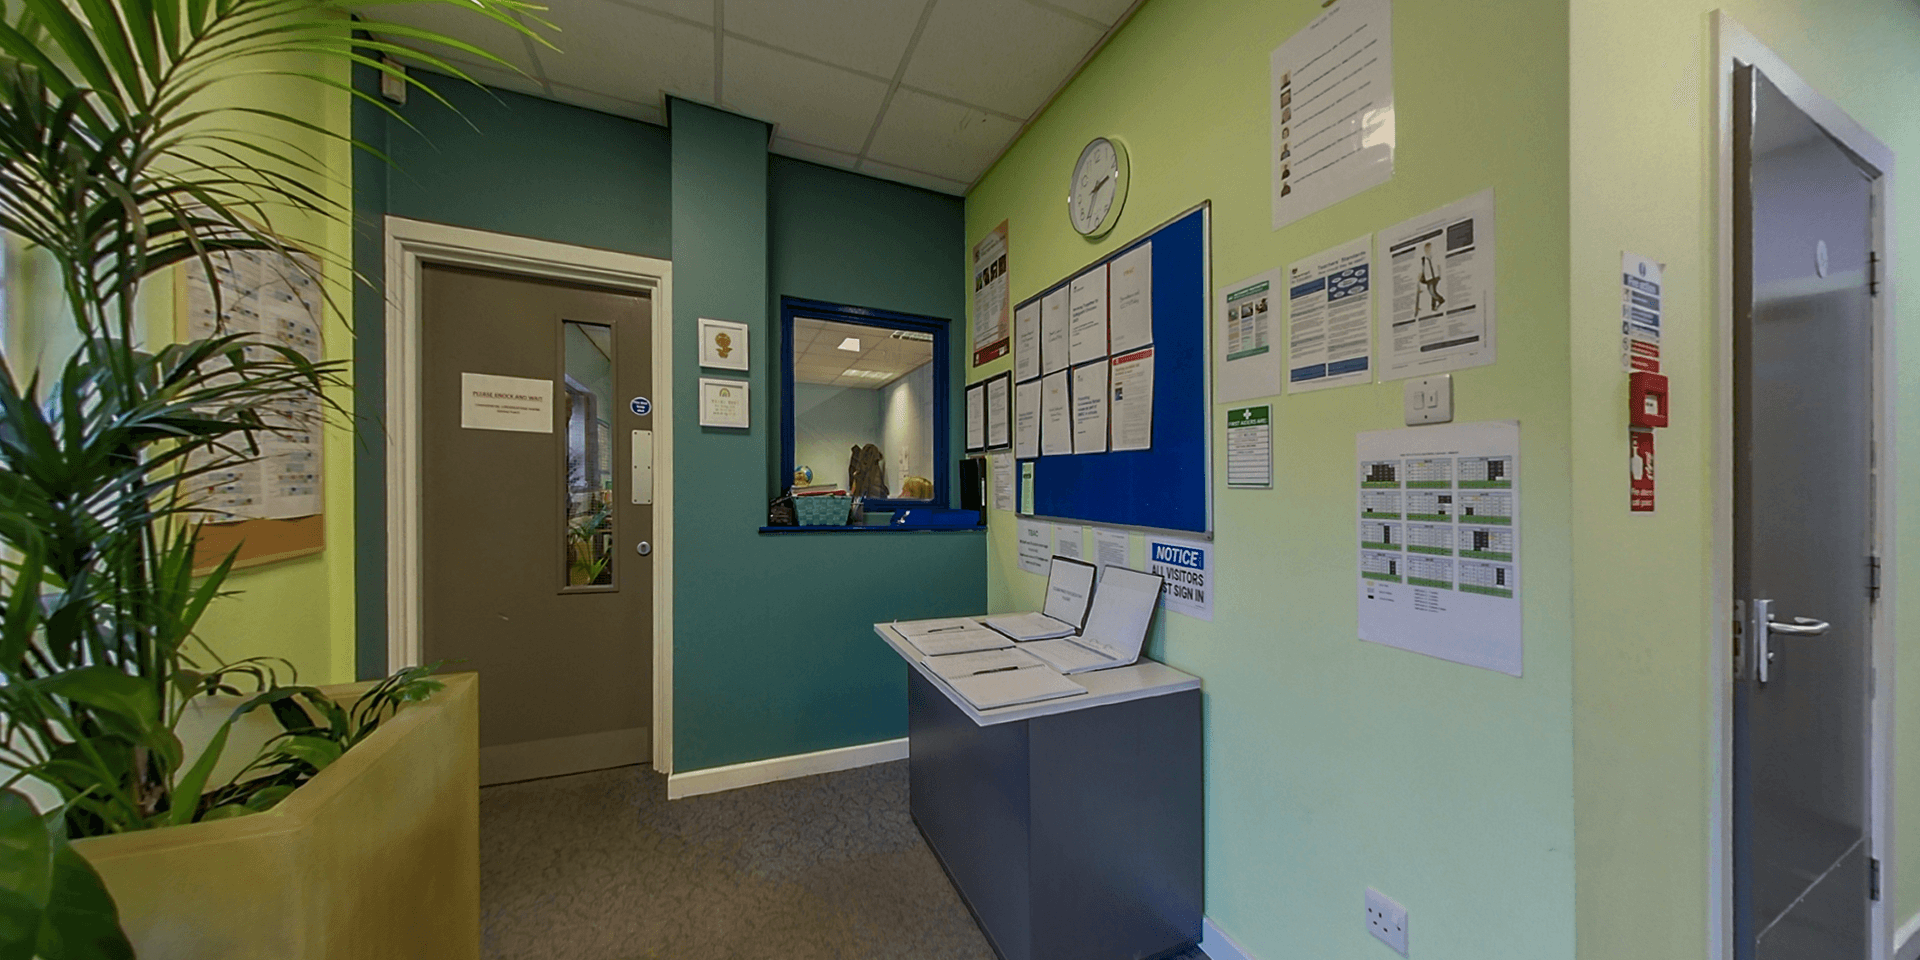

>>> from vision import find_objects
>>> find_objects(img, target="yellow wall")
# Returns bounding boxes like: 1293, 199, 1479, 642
1569, 2, 1920, 955
965, 0, 1575, 956
1, 46, 356, 685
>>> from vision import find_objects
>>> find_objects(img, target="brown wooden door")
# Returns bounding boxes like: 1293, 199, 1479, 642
420, 264, 654, 784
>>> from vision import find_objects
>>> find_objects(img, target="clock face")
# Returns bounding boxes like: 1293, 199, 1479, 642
1069, 137, 1128, 237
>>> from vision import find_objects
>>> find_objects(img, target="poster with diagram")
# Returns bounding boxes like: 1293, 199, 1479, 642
1378, 189, 1497, 380
1356, 420, 1521, 676
181, 249, 325, 522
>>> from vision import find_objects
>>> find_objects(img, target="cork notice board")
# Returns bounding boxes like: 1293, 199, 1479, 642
176, 253, 327, 574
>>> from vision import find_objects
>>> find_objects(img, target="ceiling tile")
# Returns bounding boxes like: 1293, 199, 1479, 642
1031, 0, 1138, 27
902, 0, 1104, 117
364, 3, 543, 74
723, 0, 925, 79
546, 79, 667, 126
600, 0, 715, 27
722, 41, 890, 154
771, 136, 862, 173
864, 88, 1019, 185
541, 0, 716, 106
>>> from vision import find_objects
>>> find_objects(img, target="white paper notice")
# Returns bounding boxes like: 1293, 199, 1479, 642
1108, 244, 1153, 354
462, 373, 553, 434
1622, 252, 1662, 373
1019, 461, 1035, 514
1093, 527, 1132, 573
1356, 420, 1522, 676
992, 453, 1015, 512
1271, 0, 1395, 231
1040, 288, 1071, 375
1215, 269, 1283, 404
1286, 235, 1374, 392
1017, 519, 1052, 575
1054, 524, 1085, 560
965, 384, 986, 450
1040, 370, 1073, 456
184, 251, 325, 521
1226, 405, 1273, 489
1015, 379, 1042, 459
1068, 265, 1110, 366
1071, 362, 1109, 454
1379, 189, 1498, 380
1014, 300, 1042, 382
1147, 535, 1213, 622
987, 376, 1012, 449
1109, 348, 1155, 453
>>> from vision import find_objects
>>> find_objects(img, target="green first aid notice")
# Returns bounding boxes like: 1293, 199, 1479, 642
1226, 405, 1273, 489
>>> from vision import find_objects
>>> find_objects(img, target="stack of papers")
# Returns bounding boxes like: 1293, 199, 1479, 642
892, 618, 1012, 657
945, 667, 1088, 710
982, 611, 1078, 641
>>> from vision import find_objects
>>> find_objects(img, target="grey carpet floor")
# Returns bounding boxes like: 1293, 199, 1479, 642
479, 760, 1211, 960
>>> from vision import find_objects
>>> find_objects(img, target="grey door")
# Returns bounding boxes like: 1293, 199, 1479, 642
1732, 67, 1879, 960
420, 264, 655, 784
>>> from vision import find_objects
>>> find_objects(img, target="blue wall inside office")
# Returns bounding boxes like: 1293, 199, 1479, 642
354, 76, 982, 771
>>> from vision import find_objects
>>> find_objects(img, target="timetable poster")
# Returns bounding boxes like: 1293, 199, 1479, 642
1355, 420, 1521, 676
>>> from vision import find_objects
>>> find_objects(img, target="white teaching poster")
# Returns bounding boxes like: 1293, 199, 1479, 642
972, 221, 1010, 365
1068, 264, 1110, 366
1271, 0, 1395, 230
1109, 347, 1155, 452
1356, 420, 1521, 676
986, 374, 1011, 449
1378, 189, 1498, 380
1040, 287, 1071, 375
1215, 268, 1283, 404
1014, 300, 1042, 382
1017, 519, 1051, 575
1286, 235, 1374, 392
1014, 378, 1042, 459
1039, 369, 1073, 456
992, 453, 1015, 512
1109, 243, 1154, 354
1071, 362, 1109, 454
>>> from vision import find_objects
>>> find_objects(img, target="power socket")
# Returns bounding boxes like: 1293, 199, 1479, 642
1366, 887, 1408, 955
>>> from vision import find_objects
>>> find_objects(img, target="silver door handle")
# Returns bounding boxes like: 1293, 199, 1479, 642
635, 541, 652, 557
1768, 616, 1831, 636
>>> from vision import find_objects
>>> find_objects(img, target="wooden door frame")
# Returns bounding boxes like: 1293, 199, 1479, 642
383, 217, 678, 777
1710, 13, 1898, 959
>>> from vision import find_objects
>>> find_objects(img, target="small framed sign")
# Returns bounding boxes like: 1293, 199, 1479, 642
698, 377, 750, 429
698, 317, 749, 371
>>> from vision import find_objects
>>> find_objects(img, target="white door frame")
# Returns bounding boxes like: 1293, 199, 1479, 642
1710, 13, 1898, 959
383, 216, 677, 777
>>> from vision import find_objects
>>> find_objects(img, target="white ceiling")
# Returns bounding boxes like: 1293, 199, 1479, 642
792, 318, 932, 388
373, 0, 1144, 194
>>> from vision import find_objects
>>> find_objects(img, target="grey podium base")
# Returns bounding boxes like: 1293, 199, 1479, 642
907, 668, 1204, 960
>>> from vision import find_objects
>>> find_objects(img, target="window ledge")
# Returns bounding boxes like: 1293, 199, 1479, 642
758, 525, 986, 535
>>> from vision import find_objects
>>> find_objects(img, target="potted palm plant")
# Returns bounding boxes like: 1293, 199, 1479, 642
0, 1, 546, 955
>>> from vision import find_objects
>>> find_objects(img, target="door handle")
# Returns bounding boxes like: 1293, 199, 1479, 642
1767, 616, 1831, 637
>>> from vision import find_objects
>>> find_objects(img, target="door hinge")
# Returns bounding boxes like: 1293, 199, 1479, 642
1868, 555, 1881, 602
1871, 857, 1881, 901
1870, 252, 1881, 296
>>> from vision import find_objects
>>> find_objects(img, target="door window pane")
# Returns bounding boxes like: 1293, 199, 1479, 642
790, 317, 935, 501
564, 321, 614, 586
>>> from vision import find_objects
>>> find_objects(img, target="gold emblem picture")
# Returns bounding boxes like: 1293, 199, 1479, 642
698, 316, 749, 370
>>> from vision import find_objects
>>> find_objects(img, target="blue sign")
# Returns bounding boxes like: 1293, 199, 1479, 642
630, 396, 651, 417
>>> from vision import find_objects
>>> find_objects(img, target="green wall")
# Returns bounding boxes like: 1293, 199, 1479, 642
1569, 4, 1920, 956
355, 86, 981, 773
669, 107, 983, 772
963, 0, 1574, 957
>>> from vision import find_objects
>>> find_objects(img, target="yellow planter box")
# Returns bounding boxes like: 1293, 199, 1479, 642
73, 673, 480, 960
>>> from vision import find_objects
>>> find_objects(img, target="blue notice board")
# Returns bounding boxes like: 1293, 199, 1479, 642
1021, 205, 1210, 534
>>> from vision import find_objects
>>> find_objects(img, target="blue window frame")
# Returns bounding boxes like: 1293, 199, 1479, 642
780, 296, 950, 512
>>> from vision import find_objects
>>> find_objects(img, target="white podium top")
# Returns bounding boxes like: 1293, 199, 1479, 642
874, 622, 1200, 727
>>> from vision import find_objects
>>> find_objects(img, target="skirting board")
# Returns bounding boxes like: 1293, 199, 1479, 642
481, 726, 649, 786
1897, 910, 1920, 960
1201, 917, 1257, 960
667, 738, 909, 800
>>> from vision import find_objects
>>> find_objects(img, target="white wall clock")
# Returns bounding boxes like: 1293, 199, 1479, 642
1067, 136, 1130, 239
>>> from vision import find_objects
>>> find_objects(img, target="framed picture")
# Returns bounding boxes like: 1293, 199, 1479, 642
698, 317, 749, 371
698, 377, 750, 429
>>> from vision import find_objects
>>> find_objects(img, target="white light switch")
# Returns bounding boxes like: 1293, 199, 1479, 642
1404, 375, 1453, 425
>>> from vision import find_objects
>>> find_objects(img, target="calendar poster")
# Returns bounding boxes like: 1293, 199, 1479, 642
1356, 420, 1521, 676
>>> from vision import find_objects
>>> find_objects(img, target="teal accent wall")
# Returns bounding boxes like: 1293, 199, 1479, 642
354, 84, 981, 769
